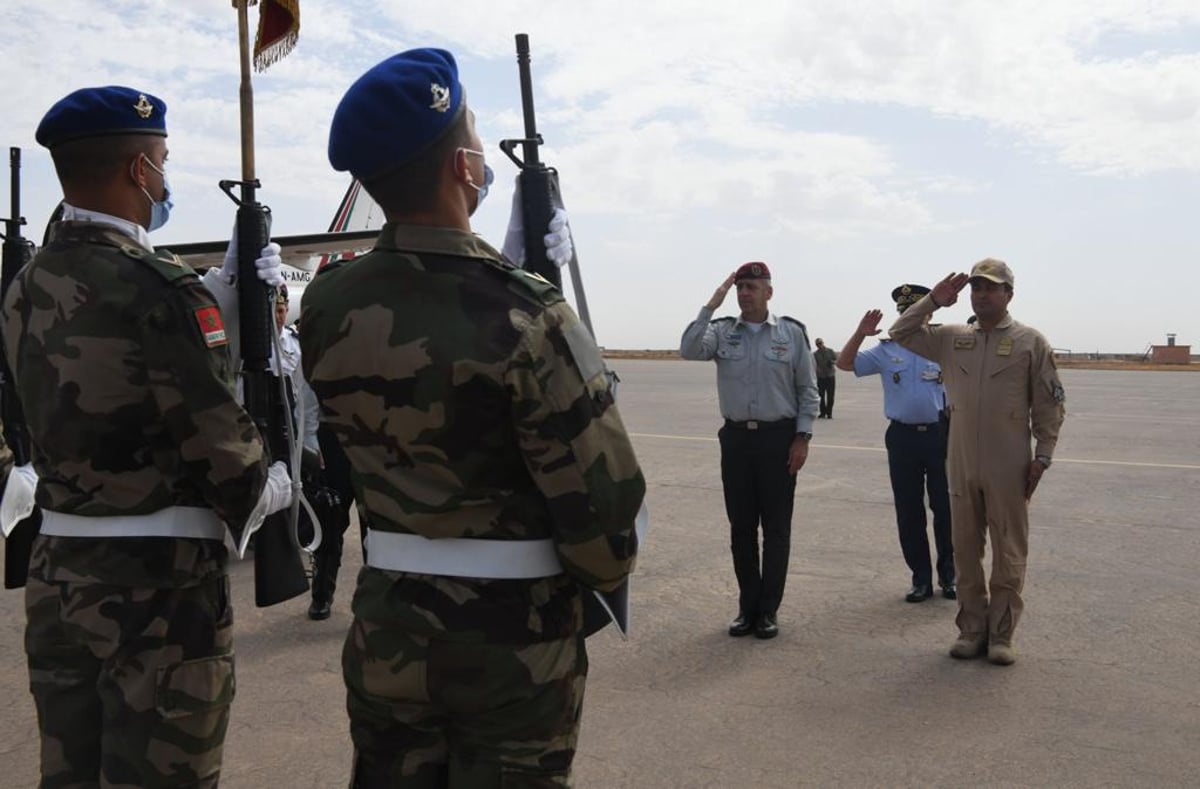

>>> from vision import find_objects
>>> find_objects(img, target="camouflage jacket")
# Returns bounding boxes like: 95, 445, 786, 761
1, 222, 268, 587
300, 223, 644, 642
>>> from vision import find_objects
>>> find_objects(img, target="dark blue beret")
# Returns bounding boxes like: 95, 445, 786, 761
328, 48, 464, 180
36, 86, 167, 149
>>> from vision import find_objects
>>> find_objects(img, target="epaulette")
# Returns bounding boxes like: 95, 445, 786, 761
710, 316, 736, 325
781, 316, 812, 349
286, 324, 300, 339
126, 245, 196, 285
314, 258, 350, 278
484, 258, 564, 307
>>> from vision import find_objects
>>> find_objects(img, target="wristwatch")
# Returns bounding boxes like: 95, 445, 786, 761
796, 432, 813, 441
1035, 455, 1052, 468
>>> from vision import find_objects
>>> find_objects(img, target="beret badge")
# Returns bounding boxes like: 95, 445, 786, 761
430, 83, 451, 113
133, 94, 155, 119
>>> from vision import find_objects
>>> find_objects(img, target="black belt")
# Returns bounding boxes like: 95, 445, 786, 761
724, 418, 794, 431
889, 419, 940, 432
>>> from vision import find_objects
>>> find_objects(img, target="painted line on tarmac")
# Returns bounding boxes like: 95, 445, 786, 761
628, 433, 1200, 471
631, 433, 885, 453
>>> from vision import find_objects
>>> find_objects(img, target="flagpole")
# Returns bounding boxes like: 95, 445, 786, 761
236, 0, 256, 181
225, 0, 311, 606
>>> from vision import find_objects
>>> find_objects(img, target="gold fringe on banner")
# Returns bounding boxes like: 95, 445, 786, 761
252, 0, 300, 72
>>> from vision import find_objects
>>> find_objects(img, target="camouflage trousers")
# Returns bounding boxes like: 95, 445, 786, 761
343, 616, 588, 788
25, 571, 235, 788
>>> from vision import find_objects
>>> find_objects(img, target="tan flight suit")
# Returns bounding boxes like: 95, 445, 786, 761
890, 294, 1065, 645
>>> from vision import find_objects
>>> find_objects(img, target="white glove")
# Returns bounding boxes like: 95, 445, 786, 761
1, 463, 39, 538
220, 232, 285, 288
501, 177, 574, 269
544, 209, 573, 268
235, 461, 293, 558
255, 242, 284, 287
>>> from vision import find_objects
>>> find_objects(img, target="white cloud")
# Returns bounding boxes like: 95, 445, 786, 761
2, 1, 1198, 352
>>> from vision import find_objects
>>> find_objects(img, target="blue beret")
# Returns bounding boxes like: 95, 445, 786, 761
36, 86, 167, 149
328, 48, 464, 180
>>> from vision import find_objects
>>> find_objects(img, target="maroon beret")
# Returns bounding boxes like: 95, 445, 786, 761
734, 261, 771, 281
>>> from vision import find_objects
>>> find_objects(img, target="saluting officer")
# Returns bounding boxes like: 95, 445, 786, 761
300, 49, 644, 785
836, 284, 955, 603
2, 86, 293, 787
681, 262, 819, 640
890, 260, 1065, 666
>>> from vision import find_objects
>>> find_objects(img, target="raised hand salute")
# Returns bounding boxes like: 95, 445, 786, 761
706, 271, 738, 310
929, 272, 970, 308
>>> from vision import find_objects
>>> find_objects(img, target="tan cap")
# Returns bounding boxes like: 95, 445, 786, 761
969, 258, 1014, 287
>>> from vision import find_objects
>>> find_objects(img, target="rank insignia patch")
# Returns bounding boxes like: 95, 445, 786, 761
195, 306, 228, 347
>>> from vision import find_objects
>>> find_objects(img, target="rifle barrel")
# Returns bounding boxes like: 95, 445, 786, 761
8, 148, 19, 224
515, 34, 540, 168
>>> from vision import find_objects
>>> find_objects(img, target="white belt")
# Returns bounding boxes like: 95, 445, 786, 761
40, 507, 226, 541
365, 529, 563, 579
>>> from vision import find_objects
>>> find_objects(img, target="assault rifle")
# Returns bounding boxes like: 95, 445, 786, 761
224, 0, 307, 607
499, 33, 593, 331
500, 35, 648, 638
1, 147, 39, 589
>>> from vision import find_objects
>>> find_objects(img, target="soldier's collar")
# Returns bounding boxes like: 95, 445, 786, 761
971, 313, 1014, 332
58, 202, 154, 252
375, 222, 504, 264
736, 311, 778, 328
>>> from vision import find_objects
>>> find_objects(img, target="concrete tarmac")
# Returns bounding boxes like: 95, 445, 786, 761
1, 361, 1197, 787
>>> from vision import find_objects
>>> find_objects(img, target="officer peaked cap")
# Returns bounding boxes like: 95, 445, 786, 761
329, 48, 465, 180
891, 283, 930, 313
36, 86, 167, 149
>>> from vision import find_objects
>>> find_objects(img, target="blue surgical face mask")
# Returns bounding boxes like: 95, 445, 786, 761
139, 155, 174, 231
460, 148, 494, 210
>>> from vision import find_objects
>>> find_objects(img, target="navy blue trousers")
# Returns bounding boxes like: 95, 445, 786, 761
884, 420, 954, 587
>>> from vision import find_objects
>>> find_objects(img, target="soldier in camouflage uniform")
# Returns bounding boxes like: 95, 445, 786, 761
302, 49, 645, 787
2, 86, 293, 788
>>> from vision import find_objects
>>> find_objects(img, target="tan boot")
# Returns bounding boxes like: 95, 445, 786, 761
988, 641, 1017, 666
949, 632, 988, 659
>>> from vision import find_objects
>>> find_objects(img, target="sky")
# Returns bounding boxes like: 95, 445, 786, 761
2, 0, 1198, 354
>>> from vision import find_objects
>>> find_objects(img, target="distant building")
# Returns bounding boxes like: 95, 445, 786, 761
1150, 334, 1191, 364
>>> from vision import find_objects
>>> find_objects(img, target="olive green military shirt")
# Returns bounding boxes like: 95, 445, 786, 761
300, 223, 644, 642
1, 222, 268, 587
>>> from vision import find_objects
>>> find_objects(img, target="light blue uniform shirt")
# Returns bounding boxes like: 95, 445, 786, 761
854, 340, 946, 425
680, 306, 819, 434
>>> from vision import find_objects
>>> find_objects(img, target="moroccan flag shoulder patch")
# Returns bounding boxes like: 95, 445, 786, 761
195, 305, 228, 348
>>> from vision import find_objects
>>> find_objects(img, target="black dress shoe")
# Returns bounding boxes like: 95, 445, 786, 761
308, 598, 332, 621
905, 584, 933, 603
940, 581, 957, 600
728, 613, 755, 637
754, 612, 779, 639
